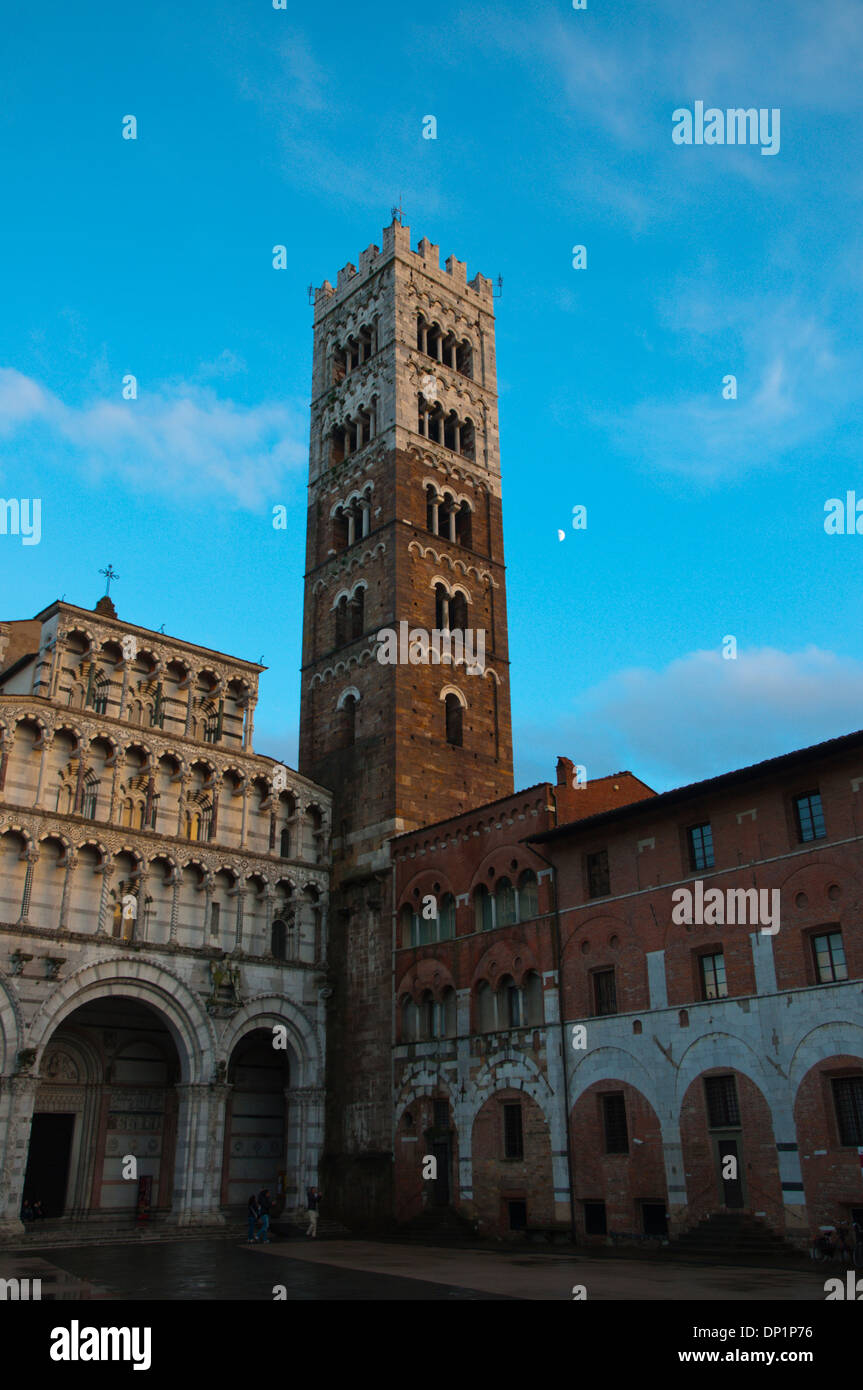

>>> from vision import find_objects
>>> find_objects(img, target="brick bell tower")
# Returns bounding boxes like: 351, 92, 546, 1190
299, 217, 514, 1224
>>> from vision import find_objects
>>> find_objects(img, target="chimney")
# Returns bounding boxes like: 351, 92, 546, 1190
556, 756, 574, 788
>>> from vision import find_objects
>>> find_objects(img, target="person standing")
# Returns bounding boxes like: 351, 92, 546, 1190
257, 1188, 272, 1244
306, 1186, 322, 1238
247, 1192, 260, 1243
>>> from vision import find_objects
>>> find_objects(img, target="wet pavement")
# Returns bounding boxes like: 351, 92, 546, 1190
0, 1234, 834, 1301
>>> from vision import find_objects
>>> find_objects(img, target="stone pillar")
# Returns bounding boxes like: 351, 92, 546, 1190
176, 774, 189, 838
448, 507, 457, 543
431, 500, 439, 534
17, 849, 38, 925
453, 422, 461, 455
167, 1083, 228, 1228
420, 323, 428, 354
347, 509, 356, 546
184, 675, 197, 737
96, 862, 115, 935
361, 502, 370, 538
118, 656, 133, 720
243, 698, 257, 751
0, 1073, 39, 1239
233, 889, 246, 951
0, 730, 11, 793
57, 847, 78, 930
169, 868, 182, 944
33, 729, 54, 808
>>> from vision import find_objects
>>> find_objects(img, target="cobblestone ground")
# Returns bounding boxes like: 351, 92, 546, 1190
0, 1237, 832, 1301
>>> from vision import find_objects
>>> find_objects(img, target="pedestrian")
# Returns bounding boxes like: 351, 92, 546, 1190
257, 1188, 272, 1244
247, 1192, 260, 1243
306, 1186, 322, 1238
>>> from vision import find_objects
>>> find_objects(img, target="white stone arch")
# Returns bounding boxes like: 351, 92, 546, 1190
482, 666, 501, 686
439, 684, 467, 708
25, 958, 216, 1084
466, 1049, 555, 1129
336, 685, 360, 711
788, 1019, 863, 1098
219, 996, 322, 1087
674, 1029, 780, 1120
568, 1043, 664, 1120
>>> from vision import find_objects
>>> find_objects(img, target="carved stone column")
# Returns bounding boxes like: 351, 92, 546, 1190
57, 846, 78, 931
95, 862, 115, 935
17, 849, 39, 926
33, 728, 54, 808
169, 867, 183, 944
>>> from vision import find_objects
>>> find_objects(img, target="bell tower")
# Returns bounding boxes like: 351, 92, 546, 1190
298, 218, 513, 1222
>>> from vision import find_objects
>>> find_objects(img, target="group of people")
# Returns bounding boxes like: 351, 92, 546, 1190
21, 1198, 45, 1223
246, 1186, 323, 1242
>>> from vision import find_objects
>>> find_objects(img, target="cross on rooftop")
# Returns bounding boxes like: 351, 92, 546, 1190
99, 564, 119, 595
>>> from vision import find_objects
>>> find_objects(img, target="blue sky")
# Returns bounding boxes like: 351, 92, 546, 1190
1, 0, 862, 793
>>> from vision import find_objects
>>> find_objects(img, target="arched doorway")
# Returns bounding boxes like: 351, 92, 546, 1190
22, 997, 181, 1220
221, 1030, 290, 1213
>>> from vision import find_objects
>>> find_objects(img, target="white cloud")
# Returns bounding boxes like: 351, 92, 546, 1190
0, 368, 306, 506
516, 645, 863, 791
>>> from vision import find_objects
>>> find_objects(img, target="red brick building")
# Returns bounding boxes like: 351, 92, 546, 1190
391, 731, 863, 1247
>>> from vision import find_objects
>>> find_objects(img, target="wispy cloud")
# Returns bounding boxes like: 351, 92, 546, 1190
0, 368, 306, 506
599, 294, 852, 482
516, 644, 863, 791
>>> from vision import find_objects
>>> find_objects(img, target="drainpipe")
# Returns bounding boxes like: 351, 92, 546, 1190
530, 838, 577, 1247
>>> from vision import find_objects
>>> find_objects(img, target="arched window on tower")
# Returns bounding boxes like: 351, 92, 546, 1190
401, 996, 418, 1043
332, 507, 349, 552
334, 596, 348, 648
426, 484, 438, 534
434, 583, 449, 630
442, 987, 457, 1037
444, 693, 463, 747
420, 990, 435, 1040
350, 587, 365, 639
455, 501, 472, 548
450, 591, 468, 635
81, 773, 99, 821
340, 692, 357, 748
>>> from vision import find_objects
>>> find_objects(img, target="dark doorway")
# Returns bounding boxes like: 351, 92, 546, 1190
508, 1199, 527, 1231
24, 1114, 75, 1217
642, 1202, 668, 1236
431, 1140, 450, 1206
717, 1138, 745, 1208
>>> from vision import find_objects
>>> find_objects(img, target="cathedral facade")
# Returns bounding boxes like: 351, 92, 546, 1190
0, 598, 330, 1238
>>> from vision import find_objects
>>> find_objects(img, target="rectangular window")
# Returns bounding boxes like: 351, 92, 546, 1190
503, 1103, 523, 1159
602, 1093, 628, 1153
209, 902, 220, 936
583, 1201, 607, 1235
832, 1078, 863, 1146
699, 951, 727, 1000
586, 849, 610, 899
812, 930, 847, 984
705, 1074, 740, 1128
688, 822, 714, 871
794, 791, 826, 842
593, 968, 617, 1017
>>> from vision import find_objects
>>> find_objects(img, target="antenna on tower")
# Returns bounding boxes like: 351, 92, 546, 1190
307, 284, 314, 305
391, 195, 405, 225
493, 275, 504, 299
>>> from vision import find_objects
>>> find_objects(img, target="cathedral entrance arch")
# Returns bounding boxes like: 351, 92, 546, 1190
221, 1029, 291, 1212
23, 997, 182, 1220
